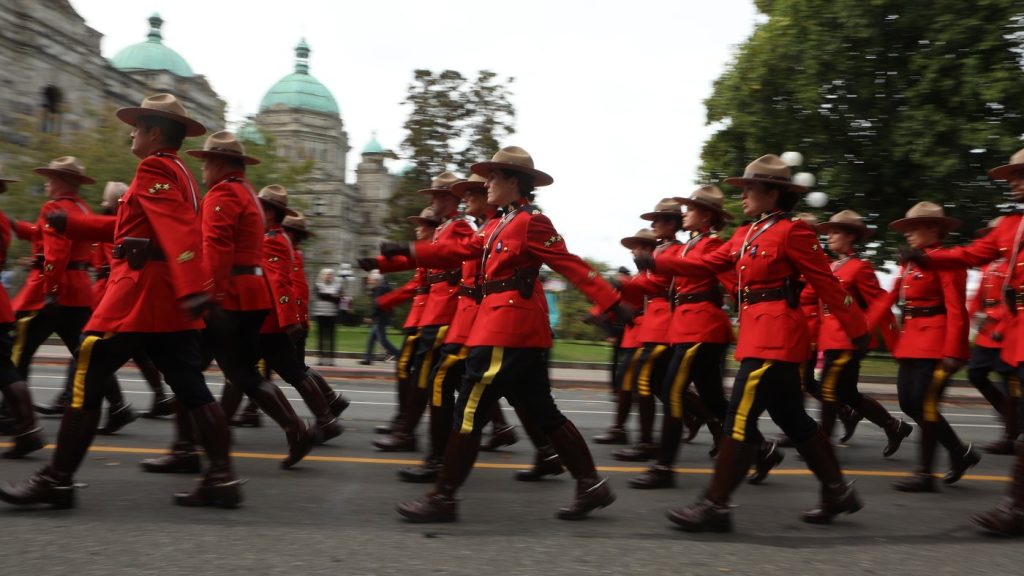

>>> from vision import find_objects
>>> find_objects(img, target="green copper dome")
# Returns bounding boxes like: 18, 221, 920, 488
259, 39, 339, 116
237, 121, 266, 146
362, 131, 384, 154
111, 14, 194, 77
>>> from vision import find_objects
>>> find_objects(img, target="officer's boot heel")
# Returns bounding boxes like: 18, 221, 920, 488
547, 421, 616, 520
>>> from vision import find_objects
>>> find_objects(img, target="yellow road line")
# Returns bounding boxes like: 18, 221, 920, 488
1, 442, 1012, 482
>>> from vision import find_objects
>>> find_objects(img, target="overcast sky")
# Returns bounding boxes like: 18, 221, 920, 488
70, 0, 761, 269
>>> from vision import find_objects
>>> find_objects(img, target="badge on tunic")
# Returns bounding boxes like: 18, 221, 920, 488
279, 296, 289, 304
177, 250, 195, 264
148, 183, 170, 194
544, 235, 563, 247
843, 294, 853, 307
495, 241, 503, 252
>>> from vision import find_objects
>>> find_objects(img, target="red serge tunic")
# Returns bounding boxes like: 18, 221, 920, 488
658, 213, 867, 362
799, 283, 820, 354
376, 253, 431, 330
57, 214, 117, 306
41, 196, 95, 308
11, 221, 44, 313
293, 249, 310, 330
868, 245, 969, 361
201, 174, 271, 313
819, 255, 893, 351
414, 215, 475, 328
260, 226, 300, 334
968, 259, 1010, 349
86, 150, 209, 333
444, 217, 499, 346
619, 240, 681, 345
653, 230, 735, 345
0, 211, 16, 323
412, 203, 620, 349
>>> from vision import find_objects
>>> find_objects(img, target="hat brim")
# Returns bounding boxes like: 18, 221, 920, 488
407, 216, 441, 226
116, 107, 207, 137
816, 221, 873, 240
0, 175, 17, 183
470, 162, 553, 187
640, 210, 682, 222
988, 163, 1024, 181
259, 197, 299, 218
620, 237, 657, 250
673, 197, 735, 221
888, 216, 961, 233
33, 167, 96, 185
186, 149, 261, 165
450, 181, 486, 199
722, 176, 808, 194
417, 187, 460, 198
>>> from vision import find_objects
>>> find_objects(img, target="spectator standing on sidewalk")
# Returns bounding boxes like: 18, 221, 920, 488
314, 268, 342, 366
361, 271, 400, 365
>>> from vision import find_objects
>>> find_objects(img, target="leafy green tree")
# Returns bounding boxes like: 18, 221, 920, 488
700, 0, 1024, 261
554, 259, 614, 341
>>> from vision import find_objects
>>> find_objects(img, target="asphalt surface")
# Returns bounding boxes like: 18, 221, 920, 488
2, 362, 1024, 576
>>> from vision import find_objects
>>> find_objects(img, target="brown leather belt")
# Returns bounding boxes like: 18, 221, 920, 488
231, 265, 263, 277
426, 269, 461, 285
673, 290, 721, 306
112, 242, 165, 261
414, 286, 430, 295
481, 276, 518, 296
740, 286, 786, 305
459, 285, 480, 300
983, 298, 1000, 309
95, 265, 111, 280
900, 305, 946, 319
65, 261, 91, 271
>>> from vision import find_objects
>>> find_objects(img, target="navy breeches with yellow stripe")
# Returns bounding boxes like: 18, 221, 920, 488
819, 349, 867, 408
614, 347, 641, 393
428, 343, 468, 410
658, 342, 728, 420
0, 323, 23, 389
409, 325, 448, 392
634, 343, 671, 399
454, 346, 566, 435
897, 359, 951, 423
72, 331, 214, 411
725, 359, 817, 444
11, 306, 92, 381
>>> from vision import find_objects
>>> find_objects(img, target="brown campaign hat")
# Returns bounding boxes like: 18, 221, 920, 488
816, 209, 873, 241
407, 206, 441, 226
283, 211, 314, 237
674, 185, 734, 223
988, 148, 1024, 181
34, 156, 95, 185
258, 184, 299, 217
451, 173, 487, 199
889, 201, 961, 233
640, 198, 682, 221
723, 154, 808, 193
116, 93, 206, 137
100, 181, 129, 209
620, 228, 658, 250
417, 171, 461, 197
186, 130, 260, 165
471, 146, 553, 187
976, 215, 1004, 238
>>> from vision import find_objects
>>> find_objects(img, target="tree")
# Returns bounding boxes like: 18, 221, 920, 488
700, 0, 1024, 261
553, 259, 614, 341
387, 69, 516, 240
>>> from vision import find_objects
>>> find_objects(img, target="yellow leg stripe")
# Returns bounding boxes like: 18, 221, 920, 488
1009, 375, 1021, 399
10, 313, 37, 366
924, 366, 948, 423
821, 352, 852, 403
431, 347, 468, 407
72, 335, 102, 409
620, 348, 643, 392
396, 331, 420, 380
256, 358, 267, 379
417, 326, 449, 390
732, 361, 773, 442
636, 344, 669, 397
460, 347, 503, 434
669, 343, 702, 419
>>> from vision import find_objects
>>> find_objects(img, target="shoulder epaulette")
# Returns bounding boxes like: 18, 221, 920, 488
266, 229, 278, 238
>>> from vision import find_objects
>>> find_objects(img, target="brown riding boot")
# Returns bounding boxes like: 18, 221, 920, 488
748, 440, 785, 484
0, 408, 102, 508
547, 420, 616, 520
819, 401, 840, 442
293, 374, 343, 444
174, 403, 243, 508
1, 381, 45, 459
667, 437, 756, 532
307, 368, 350, 418
97, 402, 137, 435
373, 384, 426, 452
838, 405, 863, 444
142, 393, 176, 419
857, 395, 912, 457
220, 380, 245, 423
482, 404, 517, 451
936, 417, 981, 484
682, 389, 707, 443
396, 431, 482, 522
972, 444, 1024, 536
594, 388, 631, 445
141, 401, 201, 474
795, 429, 863, 524
894, 420, 939, 492
233, 401, 262, 427
613, 392, 656, 461
399, 402, 452, 483
250, 381, 314, 469
631, 413, 683, 489
513, 406, 565, 481
984, 394, 1020, 455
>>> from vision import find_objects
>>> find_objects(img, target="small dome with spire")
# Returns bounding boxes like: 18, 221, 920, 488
362, 131, 384, 154
110, 13, 194, 77
259, 39, 339, 116
237, 121, 266, 146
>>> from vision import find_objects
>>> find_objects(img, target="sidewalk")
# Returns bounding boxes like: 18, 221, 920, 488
31, 344, 990, 404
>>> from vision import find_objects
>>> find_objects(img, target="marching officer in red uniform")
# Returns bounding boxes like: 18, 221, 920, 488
903, 149, 1024, 535
593, 229, 655, 445
656, 155, 868, 532
629, 185, 735, 488
964, 217, 1019, 455
389, 146, 628, 522
814, 210, 912, 454
871, 202, 975, 493
0, 94, 242, 509
373, 172, 475, 452
0, 168, 45, 458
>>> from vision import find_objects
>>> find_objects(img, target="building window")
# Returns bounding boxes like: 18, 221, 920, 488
40, 86, 62, 134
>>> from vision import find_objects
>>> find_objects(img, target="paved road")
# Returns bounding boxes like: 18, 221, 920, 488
2, 363, 1023, 576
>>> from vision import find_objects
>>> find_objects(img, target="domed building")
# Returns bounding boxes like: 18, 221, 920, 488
253, 40, 395, 287
0, 2, 223, 139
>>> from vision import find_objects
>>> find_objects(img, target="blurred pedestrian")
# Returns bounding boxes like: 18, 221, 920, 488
314, 268, 341, 366
361, 270, 399, 364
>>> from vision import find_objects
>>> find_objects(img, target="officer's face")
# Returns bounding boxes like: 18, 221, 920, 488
130, 124, 159, 159
682, 206, 711, 231
651, 215, 679, 239
415, 224, 436, 240
201, 157, 228, 188
486, 171, 518, 206
44, 175, 76, 198
904, 224, 941, 250
740, 183, 778, 217
1009, 169, 1024, 202
630, 245, 653, 258
827, 230, 856, 254
464, 190, 488, 217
